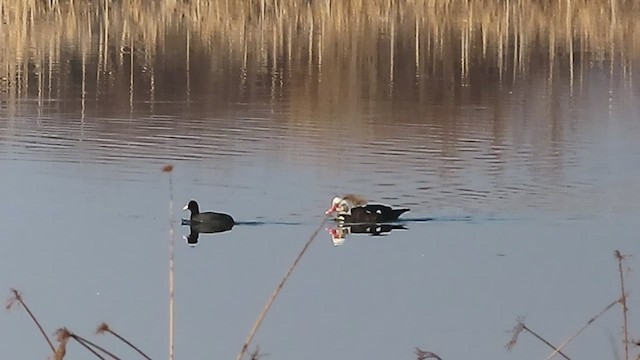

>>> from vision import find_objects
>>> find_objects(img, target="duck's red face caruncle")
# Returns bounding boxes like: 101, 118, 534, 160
325, 196, 343, 215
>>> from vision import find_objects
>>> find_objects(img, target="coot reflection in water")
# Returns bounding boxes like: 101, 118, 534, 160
183, 222, 235, 246
181, 200, 236, 246
327, 224, 407, 246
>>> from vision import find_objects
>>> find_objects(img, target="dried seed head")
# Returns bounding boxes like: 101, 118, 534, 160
505, 319, 525, 350
6, 288, 22, 310
55, 328, 72, 342
96, 322, 110, 334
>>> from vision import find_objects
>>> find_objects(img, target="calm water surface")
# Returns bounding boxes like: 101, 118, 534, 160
2, 3, 640, 360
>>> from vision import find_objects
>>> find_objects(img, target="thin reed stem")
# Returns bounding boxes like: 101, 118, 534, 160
522, 324, 572, 360
615, 250, 629, 360
56, 328, 106, 360
163, 164, 175, 360
71, 335, 108, 359
546, 298, 619, 360
71, 333, 121, 360
236, 218, 327, 360
97, 323, 152, 360
7, 288, 55, 353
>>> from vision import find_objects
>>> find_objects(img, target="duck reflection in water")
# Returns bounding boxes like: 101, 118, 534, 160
327, 223, 407, 246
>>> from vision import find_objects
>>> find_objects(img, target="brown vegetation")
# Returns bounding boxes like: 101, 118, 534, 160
0, 0, 637, 109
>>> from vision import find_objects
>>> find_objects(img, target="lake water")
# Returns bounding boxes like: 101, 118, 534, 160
1, 2, 640, 360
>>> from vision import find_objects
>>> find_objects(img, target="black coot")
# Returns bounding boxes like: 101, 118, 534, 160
182, 200, 235, 230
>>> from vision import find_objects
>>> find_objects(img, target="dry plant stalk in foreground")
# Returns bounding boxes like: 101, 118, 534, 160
545, 298, 620, 359
7, 290, 150, 359
507, 250, 634, 360
6, 288, 55, 353
615, 250, 630, 360
506, 317, 572, 360
97, 322, 152, 360
56, 327, 123, 359
163, 164, 176, 360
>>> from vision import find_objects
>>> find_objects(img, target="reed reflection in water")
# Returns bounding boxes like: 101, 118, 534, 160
1, 0, 638, 213
1, 1, 640, 360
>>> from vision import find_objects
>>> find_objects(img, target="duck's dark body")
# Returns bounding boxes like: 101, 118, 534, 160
336, 204, 409, 223
183, 200, 236, 229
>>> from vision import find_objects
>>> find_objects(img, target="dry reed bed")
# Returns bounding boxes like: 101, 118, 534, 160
0, 0, 638, 103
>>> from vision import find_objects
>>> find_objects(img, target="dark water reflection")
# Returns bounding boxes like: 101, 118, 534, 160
327, 223, 409, 247
1, 2, 640, 360
183, 223, 234, 247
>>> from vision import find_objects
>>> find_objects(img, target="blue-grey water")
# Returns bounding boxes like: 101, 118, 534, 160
2, 4, 640, 360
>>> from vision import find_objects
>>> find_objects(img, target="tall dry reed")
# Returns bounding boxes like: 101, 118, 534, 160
507, 251, 634, 360
163, 164, 175, 360
545, 298, 620, 359
96, 322, 152, 360
55, 328, 107, 359
615, 250, 630, 360
7, 289, 148, 359
67, 329, 122, 360
506, 317, 572, 360
6, 288, 55, 354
